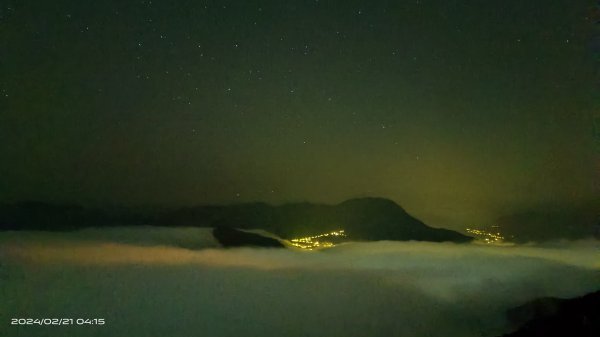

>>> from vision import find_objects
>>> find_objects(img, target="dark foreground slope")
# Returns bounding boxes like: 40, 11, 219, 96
0, 198, 471, 243
500, 290, 600, 337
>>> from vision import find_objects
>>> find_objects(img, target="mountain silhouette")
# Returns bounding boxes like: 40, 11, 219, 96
155, 197, 471, 242
0, 198, 471, 243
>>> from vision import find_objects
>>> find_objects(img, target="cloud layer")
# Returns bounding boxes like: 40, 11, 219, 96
1, 227, 599, 337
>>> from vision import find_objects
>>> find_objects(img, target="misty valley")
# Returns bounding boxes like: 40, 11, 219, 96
1, 198, 599, 337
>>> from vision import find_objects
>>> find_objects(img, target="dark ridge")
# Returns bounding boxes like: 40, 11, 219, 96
506, 297, 567, 329
499, 290, 600, 337
0, 201, 153, 231
156, 197, 472, 242
0, 198, 472, 243
213, 227, 284, 248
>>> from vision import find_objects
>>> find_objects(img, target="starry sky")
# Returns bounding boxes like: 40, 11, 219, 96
0, 0, 598, 229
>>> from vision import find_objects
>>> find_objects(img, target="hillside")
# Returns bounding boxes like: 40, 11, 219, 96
0, 198, 472, 243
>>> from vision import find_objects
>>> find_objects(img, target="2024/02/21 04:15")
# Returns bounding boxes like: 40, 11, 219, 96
11, 318, 106, 326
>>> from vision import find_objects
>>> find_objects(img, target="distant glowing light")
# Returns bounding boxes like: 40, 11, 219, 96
466, 227, 505, 244
289, 230, 346, 250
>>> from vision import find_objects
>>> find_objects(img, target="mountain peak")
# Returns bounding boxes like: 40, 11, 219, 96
339, 197, 405, 210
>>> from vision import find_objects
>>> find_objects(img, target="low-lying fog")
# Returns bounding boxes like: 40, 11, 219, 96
1, 227, 599, 337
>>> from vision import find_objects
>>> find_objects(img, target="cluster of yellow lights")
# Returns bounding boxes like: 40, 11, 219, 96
289, 230, 346, 250
466, 228, 504, 244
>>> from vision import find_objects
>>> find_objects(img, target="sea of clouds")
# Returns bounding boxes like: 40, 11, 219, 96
1, 226, 599, 337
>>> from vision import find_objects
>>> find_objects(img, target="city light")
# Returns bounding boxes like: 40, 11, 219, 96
466, 227, 505, 244
289, 230, 346, 250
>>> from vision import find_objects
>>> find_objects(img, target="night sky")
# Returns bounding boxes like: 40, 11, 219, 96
1, 0, 598, 229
